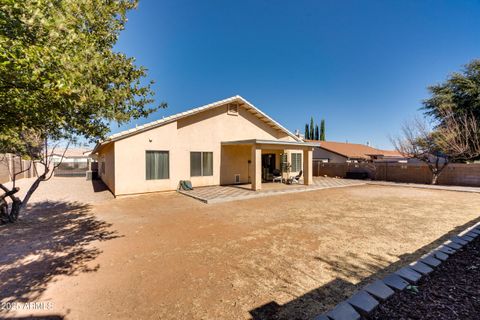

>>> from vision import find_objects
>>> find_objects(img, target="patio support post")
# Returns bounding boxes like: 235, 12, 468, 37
303, 148, 313, 185
251, 144, 262, 190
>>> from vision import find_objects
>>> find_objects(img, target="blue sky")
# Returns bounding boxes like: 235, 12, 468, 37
112, 0, 480, 149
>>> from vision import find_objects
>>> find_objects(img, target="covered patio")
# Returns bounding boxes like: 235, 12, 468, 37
220, 139, 319, 191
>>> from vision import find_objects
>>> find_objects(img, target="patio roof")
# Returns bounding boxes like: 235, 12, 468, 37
221, 139, 319, 148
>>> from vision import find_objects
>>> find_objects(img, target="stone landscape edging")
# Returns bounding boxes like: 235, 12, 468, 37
313, 221, 480, 320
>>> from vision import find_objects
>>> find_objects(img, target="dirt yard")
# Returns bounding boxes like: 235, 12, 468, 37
1, 178, 480, 320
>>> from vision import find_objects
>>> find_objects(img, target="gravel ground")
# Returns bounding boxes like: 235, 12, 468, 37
1, 181, 480, 319
3, 177, 113, 204
370, 235, 480, 320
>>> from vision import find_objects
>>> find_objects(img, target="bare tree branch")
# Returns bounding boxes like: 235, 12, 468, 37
391, 109, 480, 184
390, 117, 447, 184
45, 140, 71, 181
12, 159, 32, 189
435, 107, 480, 162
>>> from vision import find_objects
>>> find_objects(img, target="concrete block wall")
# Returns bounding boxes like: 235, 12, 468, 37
0, 153, 39, 184
313, 161, 480, 187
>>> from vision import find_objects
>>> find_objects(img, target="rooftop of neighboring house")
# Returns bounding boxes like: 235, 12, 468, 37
50, 148, 92, 158
305, 140, 404, 160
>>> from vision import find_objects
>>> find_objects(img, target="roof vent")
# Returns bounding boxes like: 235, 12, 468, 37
227, 103, 239, 116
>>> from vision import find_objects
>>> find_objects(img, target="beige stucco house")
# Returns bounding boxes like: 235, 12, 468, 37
92, 95, 317, 196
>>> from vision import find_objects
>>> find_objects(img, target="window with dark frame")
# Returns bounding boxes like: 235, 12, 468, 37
190, 152, 213, 177
146, 151, 169, 180
291, 153, 302, 172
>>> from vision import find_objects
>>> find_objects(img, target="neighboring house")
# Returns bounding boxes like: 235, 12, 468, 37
91, 96, 317, 196
50, 148, 93, 177
309, 141, 406, 163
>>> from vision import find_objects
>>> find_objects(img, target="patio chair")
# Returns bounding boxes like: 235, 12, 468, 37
272, 169, 282, 183
179, 180, 194, 190
289, 170, 303, 184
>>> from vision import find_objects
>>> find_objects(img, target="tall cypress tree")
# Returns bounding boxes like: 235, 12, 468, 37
304, 123, 309, 139
315, 125, 319, 140
310, 117, 314, 140
320, 119, 326, 141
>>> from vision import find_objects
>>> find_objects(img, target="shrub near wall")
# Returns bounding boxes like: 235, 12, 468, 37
313, 161, 480, 187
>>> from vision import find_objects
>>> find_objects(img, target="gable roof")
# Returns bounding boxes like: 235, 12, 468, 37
92, 95, 300, 153
309, 140, 403, 160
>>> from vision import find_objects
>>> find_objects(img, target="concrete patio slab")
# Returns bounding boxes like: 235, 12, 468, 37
178, 177, 365, 203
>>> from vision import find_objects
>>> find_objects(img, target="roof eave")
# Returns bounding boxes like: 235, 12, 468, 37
91, 95, 301, 152
222, 139, 319, 147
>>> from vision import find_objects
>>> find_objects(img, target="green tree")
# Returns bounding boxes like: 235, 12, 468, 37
320, 119, 326, 141
423, 59, 480, 159
310, 117, 314, 141
304, 123, 309, 139
423, 59, 480, 124
314, 125, 319, 140
0, 0, 163, 222
392, 60, 480, 184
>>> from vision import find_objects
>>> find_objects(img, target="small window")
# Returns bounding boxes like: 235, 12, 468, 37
190, 152, 213, 176
227, 103, 239, 115
291, 153, 302, 172
146, 151, 169, 180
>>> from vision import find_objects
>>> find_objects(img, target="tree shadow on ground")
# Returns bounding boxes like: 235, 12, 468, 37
0, 201, 119, 317
249, 216, 480, 320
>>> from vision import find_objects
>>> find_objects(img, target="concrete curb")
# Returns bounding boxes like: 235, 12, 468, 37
313, 222, 480, 320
